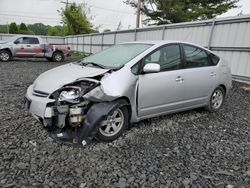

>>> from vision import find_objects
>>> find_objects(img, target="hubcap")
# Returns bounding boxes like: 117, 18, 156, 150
211, 89, 223, 109
55, 54, 62, 61
99, 109, 124, 137
0, 52, 9, 61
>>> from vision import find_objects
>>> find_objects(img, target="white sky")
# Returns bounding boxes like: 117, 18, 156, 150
0, 0, 250, 32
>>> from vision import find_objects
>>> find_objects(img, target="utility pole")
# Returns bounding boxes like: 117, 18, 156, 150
6, 22, 9, 34
136, 0, 141, 28
60, 0, 73, 7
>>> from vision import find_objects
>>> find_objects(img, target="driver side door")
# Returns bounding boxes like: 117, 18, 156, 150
138, 44, 186, 118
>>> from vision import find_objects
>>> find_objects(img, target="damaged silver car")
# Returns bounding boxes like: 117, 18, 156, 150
25, 41, 232, 146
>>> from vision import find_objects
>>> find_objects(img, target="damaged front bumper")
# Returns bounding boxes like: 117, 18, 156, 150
25, 85, 128, 147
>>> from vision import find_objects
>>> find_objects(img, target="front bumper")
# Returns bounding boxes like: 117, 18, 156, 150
25, 85, 87, 146
25, 85, 55, 119
25, 85, 129, 146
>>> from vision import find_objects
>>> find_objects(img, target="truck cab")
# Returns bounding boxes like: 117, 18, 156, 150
13, 36, 45, 58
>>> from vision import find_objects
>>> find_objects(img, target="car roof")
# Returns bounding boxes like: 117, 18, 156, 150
122, 40, 214, 54
123, 40, 201, 46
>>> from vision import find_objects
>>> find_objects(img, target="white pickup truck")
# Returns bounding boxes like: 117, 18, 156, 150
0, 35, 71, 62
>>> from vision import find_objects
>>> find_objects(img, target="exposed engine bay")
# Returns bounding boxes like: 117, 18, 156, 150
40, 77, 128, 146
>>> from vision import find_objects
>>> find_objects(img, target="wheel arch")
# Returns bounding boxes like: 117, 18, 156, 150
52, 50, 64, 56
115, 96, 132, 122
218, 84, 227, 95
0, 48, 13, 57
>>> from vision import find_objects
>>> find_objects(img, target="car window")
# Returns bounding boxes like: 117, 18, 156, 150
209, 53, 220, 65
145, 44, 181, 71
29, 38, 39, 44
20, 37, 29, 44
183, 45, 211, 68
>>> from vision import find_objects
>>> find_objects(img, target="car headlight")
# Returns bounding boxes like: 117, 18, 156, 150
59, 87, 81, 102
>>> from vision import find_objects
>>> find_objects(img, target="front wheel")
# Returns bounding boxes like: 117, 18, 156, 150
0, 50, 11, 62
52, 52, 64, 62
95, 106, 129, 142
206, 86, 225, 112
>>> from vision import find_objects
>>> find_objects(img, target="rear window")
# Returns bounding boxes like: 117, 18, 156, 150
29, 38, 39, 44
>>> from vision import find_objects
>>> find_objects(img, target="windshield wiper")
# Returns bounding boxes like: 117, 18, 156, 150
79, 61, 106, 69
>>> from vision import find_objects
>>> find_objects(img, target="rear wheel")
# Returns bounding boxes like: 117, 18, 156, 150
95, 106, 129, 142
206, 86, 225, 112
52, 51, 64, 62
0, 50, 11, 62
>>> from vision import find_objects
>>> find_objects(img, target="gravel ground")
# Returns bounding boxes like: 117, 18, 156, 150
0, 59, 250, 188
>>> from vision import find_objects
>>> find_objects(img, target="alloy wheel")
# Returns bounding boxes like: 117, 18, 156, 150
211, 89, 223, 110
99, 109, 124, 137
0, 51, 10, 61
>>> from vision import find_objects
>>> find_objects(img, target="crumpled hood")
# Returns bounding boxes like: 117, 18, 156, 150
33, 63, 109, 93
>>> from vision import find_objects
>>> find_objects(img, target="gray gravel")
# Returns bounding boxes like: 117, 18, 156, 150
0, 59, 250, 188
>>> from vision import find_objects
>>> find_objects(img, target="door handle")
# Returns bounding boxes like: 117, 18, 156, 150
210, 72, 216, 77
26, 45, 31, 47
176, 76, 184, 82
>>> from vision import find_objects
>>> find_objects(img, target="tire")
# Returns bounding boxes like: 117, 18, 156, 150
0, 50, 11, 62
52, 51, 64, 62
206, 86, 225, 112
95, 106, 129, 142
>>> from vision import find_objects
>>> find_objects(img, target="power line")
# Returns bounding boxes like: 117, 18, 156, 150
0, 13, 60, 21
88, 4, 134, 15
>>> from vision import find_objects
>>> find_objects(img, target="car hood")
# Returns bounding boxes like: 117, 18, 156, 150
33, 63, 109, 94
0, 40, 7, 44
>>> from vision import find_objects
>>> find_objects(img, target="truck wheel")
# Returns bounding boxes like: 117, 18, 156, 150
52, 52, 64, 62
0, 50, 11, 62
95, 106, 129, 142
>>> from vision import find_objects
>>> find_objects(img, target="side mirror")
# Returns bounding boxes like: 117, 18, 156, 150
143, 63, 160, 73
14, 41, 19, 44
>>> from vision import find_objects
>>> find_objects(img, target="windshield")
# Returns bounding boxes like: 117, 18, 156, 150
81, 43, 153, 69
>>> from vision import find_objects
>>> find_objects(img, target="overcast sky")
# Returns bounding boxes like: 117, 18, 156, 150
0, 0, 250, 31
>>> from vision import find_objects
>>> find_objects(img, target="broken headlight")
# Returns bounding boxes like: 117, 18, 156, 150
59, 86, 81, 103
49, 79, 100, 101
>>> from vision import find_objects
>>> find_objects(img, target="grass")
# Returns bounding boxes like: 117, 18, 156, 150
66, 51, 87, 62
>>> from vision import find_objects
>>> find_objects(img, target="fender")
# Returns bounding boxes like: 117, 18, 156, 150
77, 99, 129, 145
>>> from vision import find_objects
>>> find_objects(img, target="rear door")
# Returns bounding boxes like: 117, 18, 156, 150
180, 44, 219, 107
138, 44, 186, 118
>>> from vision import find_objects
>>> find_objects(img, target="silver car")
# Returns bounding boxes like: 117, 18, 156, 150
25, 41, 232, 146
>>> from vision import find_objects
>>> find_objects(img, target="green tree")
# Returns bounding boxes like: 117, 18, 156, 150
0, 25, 8, 33
9, 22, 19, 34
125, 0, 239, 25
18, 23, 34, 35
19, 23, 28, 31
48, 26, 66, 36
28, 23, 50, 35
61, 3, 96, 35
